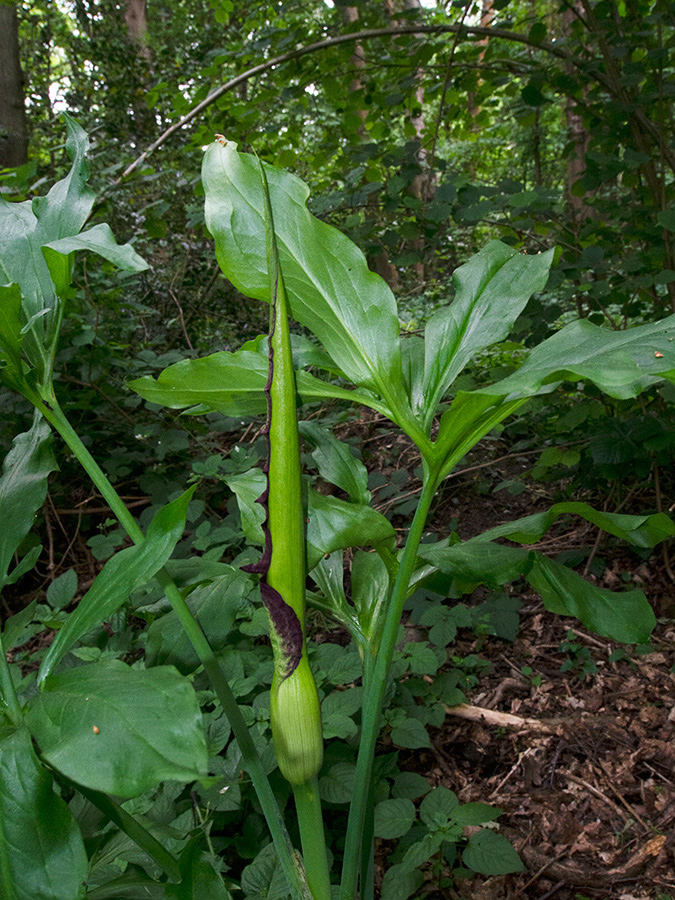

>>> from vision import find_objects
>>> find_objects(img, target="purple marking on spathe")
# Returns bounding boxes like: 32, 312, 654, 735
241, 298, 303, 677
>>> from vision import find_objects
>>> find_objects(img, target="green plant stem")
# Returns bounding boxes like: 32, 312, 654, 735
35, 394, 311, 900
76, 785, 181, 882
293, 778, 332, 900
0, 631, 22, 726
339, 468, 439, 900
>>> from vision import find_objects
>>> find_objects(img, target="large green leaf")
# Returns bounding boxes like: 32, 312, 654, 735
0, 115, 146, 382
421, 242, 553, 424
0, 726, 87, 900
202, 140, 417, 434
418, 539, 655, 643
0, 116, 91, 346
432, 390, 526, 477
43, 223, 147, 297
528, 554, 656, 644
0, 411, 56, 592
431, 313, 675, 478
418, 540, 534, 592
478, 501, 675, 548
350, 549, 390, 639
0, 284, 27, 393
146, 569, 250, 673
306, 490, 396, 570
485, 315, 675, 400
38, 487, 196, 683
129, 347, 393, 419
26, 660, 207, 797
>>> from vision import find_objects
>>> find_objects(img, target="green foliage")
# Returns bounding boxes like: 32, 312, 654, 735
0, 726, 88, 900
26, 660, 208, 797
1, 117, 674, 900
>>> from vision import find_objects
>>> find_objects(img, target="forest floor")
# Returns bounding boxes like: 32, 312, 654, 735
371, 422, 675, 900
5, 411, 674, 900
408, 607, 675, 900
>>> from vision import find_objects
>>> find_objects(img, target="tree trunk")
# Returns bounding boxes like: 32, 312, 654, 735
562, 4, 593, 223
341, 3, 399, 290
0, 4, 28, 168
124, 0, 151, 63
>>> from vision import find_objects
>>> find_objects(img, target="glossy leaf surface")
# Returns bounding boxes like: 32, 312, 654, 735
478, 501, 675, 548
299, 421, 371, 505
202, 140, 415, 432
485, 314, 675, 400
27, 660, 207, 797
0, 411, 56, 592
0, 284, 26, 393
306, 490, 396, 570
421, 242, 553, 423
129, 347, 393, 419
0, 726, 87, 900
0, 114, 146, 383
419, 540, 655, 643
38, 487, 196, 683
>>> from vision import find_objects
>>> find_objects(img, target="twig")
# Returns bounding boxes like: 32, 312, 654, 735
116, 22, 653, 183
559, 771, 633, 828
444, 703, 558, 732
565, 627, 609, 650
169, 288, 194, 351
54, 498, 151, 515
598, 771, 652, 833
490, 746, 538, 797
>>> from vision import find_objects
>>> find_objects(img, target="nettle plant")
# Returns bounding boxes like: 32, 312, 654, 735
1, 117, 675, 900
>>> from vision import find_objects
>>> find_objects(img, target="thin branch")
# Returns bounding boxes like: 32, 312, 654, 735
116, 23, 596, 182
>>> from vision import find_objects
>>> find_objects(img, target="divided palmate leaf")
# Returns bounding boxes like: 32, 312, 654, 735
421, 242, 553, 424
38, 486, 196, 683
0, 411, 56, 592
202, 140, 418, 435
0, 726, 88, 900
26, 660, 208, 797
